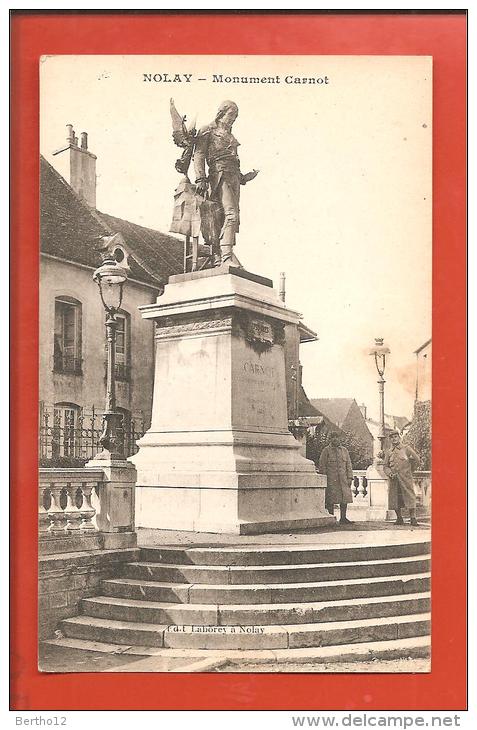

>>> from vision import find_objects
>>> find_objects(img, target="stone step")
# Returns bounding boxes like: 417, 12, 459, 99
121, 554, 431, 585
61, 612, 430, 650
79, 591, 430, 627
99, 572, 430, 606
43, 634, 431, 667
139, 540, 430, 567
217, 592, 431, 626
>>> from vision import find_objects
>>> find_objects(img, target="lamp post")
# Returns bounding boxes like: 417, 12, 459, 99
93, 257, 128, 460
369, 337, 390, 463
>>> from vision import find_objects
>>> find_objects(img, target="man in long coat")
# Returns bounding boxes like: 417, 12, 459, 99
383, 429, 421, 526
318, 432, 354, 524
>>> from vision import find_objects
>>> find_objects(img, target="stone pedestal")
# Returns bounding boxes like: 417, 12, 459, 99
85, 458, 138, 548
364, 463, 394, 521
131, 265, 335, 534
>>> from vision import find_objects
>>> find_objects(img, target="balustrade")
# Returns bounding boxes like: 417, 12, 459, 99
39, 469, 103, 537
351, 470, 369, 502
414, 470, 432, 514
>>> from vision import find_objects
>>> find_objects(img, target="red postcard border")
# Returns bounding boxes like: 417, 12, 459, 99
10, 11, 467, 711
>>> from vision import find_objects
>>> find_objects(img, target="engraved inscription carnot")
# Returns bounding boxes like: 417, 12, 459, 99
243, 361, 276, 378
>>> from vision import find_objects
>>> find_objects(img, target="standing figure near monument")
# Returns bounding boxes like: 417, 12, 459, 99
318, 432, 354, 524
383, 429, 420, 526
194, 101, 259, 265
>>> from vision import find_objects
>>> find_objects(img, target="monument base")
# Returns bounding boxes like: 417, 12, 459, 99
136, 488, 333, 535
131, 266, 335, 534
135, 473, 333, 534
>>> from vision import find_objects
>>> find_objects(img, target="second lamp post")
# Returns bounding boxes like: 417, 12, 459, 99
369, 337, 390, 462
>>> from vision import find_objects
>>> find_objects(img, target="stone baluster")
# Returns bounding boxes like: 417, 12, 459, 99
64, 483, 83, 533
38, 485, 51, 535
423, 479, 430, 507
362, 475, 368, 497
48, 484, 68, 535
355, 476, 364, 499
79, 482, 97, 532
415, 476, 421, 507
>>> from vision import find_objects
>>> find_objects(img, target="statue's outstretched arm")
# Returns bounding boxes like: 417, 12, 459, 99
240, 169, 259, 185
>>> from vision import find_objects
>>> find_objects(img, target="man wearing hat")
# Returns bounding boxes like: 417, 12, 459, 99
383, 430, 421, 526
318, 431, 354, 524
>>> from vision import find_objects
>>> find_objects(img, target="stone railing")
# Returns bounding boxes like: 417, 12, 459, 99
39, 463, 137, 554
414, 470, 431, 515
351, 470, 369, 500
39, 468, 103, 536
348, 467, 432, 521
347, 470, 371, 518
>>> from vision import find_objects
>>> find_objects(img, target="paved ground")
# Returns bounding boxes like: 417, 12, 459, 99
39, 644, 430, 674
218, 657, 431, 673
39, 644, 204, 673
137, 521, 430, 549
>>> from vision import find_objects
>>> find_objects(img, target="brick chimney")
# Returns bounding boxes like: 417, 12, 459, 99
52, 125, 97, 207
359, 403, 367, 420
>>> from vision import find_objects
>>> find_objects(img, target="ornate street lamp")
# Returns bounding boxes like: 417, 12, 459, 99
369, 337, 391, 462
93, 257, 128, 460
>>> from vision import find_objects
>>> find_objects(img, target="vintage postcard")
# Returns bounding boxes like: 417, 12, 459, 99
36, 53, 432, 675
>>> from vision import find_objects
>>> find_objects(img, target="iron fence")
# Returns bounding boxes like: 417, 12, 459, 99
114, 362, 131, 382
53, 354, 83, 375
38, 405, 145, 465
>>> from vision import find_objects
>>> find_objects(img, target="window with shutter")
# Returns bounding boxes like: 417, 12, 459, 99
53, 297, 82, 374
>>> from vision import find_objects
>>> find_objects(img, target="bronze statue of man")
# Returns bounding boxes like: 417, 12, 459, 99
193, 101, 258, 265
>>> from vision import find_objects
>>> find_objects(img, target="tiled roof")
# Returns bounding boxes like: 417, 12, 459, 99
414, 338, 432, 355
298, 386, 322, 417
388, 414, 412, 431
367, 416, 411, 433
309, 398, 355, 428
40, 156, 184, 287
298, 389, 344, 431
96, 211, 184, 283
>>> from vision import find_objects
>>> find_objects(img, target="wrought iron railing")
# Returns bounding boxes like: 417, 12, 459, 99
114, 362, 131, 382
38, 406, 144, 465
53, 354, 83, 375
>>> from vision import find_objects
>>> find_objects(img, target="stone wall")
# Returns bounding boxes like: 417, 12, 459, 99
39, 547, 139, 639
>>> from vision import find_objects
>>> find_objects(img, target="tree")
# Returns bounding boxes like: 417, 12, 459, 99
341, 430, 373, 470
305, 423, 372, 471
305, 423, 334, 466
404, 401, 431, 470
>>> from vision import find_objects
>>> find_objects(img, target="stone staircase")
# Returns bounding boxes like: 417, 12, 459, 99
57, 538, 431, 664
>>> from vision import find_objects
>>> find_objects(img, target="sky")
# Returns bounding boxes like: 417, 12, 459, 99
40, 55, 432, 422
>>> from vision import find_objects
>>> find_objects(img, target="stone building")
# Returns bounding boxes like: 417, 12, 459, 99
283, 321, 319, 420
309, 397, 374, 467
39, 128, 183, 462
414, 338, 432, 403
403, 338, 432, 470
